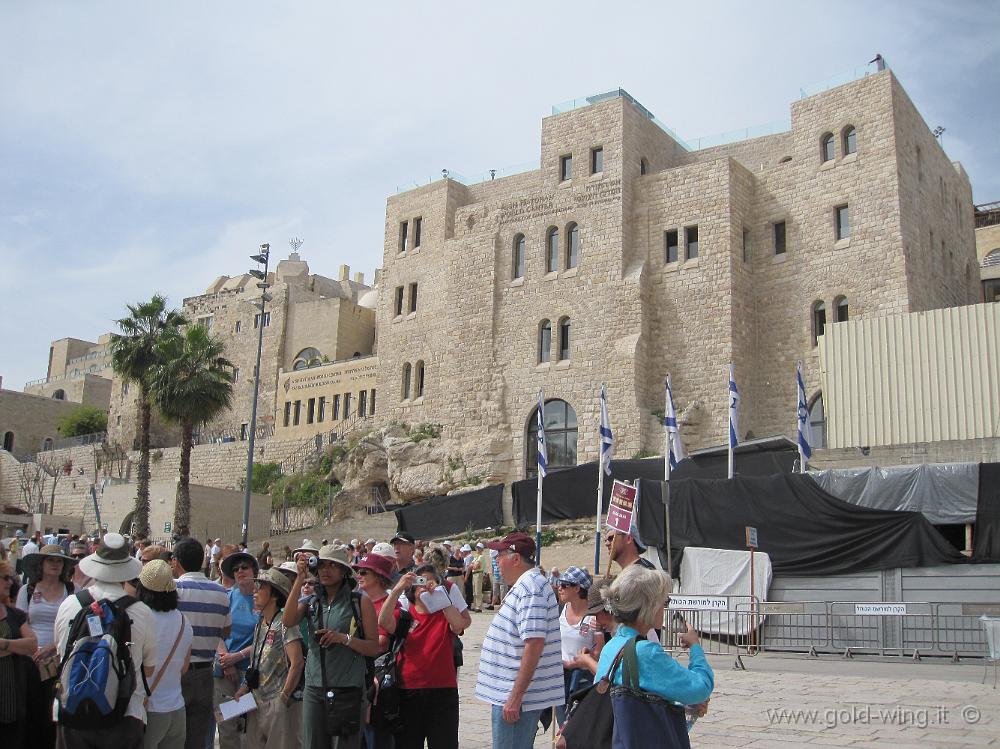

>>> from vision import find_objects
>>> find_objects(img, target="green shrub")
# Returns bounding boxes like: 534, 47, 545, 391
250, 462, 283, 494
56, 406, 108, 437
408, 423, 442, 443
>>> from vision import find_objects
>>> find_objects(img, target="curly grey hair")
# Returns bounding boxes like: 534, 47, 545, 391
601, 564, 670, 627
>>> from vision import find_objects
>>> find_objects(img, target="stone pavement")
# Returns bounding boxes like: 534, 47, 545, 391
456, 608, 1000, 748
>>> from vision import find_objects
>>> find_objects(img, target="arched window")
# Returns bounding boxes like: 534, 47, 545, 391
983, 249, 1000, 268
538, 320, 552, 364
558, 317, 571, 361
51, 389, 65, 400
820, 132, 834, 162
42, 438, 54, 451
565, 223, 579, 269
401, 363, 411, 400
546, 227, 559, 273
2, 432, 13, 452
842, 126, 857, 156
639, 158, 648, 175
835, 296, 849, 323
293, 347, 323, 370
513, 234, 526, 279
415, 360, 425, 398
809, 393, 826, 449
812, 301, 827, 345
525, 399, 578, 478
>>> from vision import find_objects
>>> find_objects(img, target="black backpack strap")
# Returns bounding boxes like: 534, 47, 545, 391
113, 594, 151, 696
349, 591, 365, 639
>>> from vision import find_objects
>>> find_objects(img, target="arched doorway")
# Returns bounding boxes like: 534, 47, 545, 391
525, 399, 578, 478
2, 432, 13, 452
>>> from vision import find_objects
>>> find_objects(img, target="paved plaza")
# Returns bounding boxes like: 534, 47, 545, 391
456, 609, 1000, 748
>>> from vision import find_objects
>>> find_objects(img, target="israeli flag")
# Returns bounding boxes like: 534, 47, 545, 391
599, 384, 615, 476
664, 377, 685, 470
536, 391, 548, 478
728, 365, 740, 449
796, 363, 813, 461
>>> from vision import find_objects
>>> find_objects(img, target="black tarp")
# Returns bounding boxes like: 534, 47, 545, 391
394, 484, 503, 539
974, 463, 1000, 562
510, 443, 799, 527
635, 474, 967, 577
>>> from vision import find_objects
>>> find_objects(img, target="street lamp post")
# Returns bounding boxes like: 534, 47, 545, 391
242, 243, 271, 547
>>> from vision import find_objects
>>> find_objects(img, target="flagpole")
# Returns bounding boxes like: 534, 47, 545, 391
664, 376, 671, 483
728, 364, 736, 480
664, 376, 673, 583
595, 383, 611, 573
536, 389, 545, 567
797, 363, 806, 473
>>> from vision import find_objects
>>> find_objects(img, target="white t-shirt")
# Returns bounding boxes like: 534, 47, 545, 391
559, 606, 600, 662
147, 610, 193, 713
21, 540, 39, 557
16, 584, 70, 649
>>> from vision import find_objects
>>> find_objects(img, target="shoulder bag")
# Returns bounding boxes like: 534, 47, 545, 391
312, 589, 363, 738
558, 636, 632, 748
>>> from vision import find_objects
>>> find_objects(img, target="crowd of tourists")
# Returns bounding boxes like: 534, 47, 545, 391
0, 524, 713, 748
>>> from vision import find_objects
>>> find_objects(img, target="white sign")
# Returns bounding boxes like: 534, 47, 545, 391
854, 603, 907, 616
745, 526, 758, 548
668, 595, 728, 611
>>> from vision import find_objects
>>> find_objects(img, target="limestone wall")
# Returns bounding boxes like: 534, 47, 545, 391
810, 438, 1000, 470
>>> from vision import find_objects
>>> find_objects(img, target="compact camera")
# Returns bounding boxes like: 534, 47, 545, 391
414, 575, 428, 586
244, 667, 261, 691
307, 555, 319, 570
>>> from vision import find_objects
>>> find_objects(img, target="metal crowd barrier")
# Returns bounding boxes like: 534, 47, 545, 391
659, 596, 1000, 663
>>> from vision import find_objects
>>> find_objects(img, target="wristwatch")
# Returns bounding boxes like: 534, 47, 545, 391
343, 633, 352, 647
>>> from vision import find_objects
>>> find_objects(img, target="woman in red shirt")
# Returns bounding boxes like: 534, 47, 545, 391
378, 564, 469, 749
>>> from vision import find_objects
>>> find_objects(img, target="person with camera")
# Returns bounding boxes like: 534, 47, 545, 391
214, 549, 260, 749
234, 568, 304, 749
282, 545, 381, 749
378, 564, 470, 749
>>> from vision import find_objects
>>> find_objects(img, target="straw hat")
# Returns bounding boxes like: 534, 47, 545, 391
79, 533, 143, 583
255, 567, 292, 599
22, 544, 77, 581
221, 550, 259, 579
315, 544, 354, 576
139, 559, 176, 593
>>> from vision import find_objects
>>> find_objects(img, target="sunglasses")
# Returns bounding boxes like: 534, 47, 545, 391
356, 569, 372, 576
557, 582, 578, 589
232, 563, 253, 572
70, 554, 87, 559
604, 534, 616, 544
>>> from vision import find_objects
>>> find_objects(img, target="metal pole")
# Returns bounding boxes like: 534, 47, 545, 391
242, 245, 270, 546
664, 376, 672, 583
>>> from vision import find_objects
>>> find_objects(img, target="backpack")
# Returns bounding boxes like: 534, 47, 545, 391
57, 591, 149, 729
370, 607, 412, 733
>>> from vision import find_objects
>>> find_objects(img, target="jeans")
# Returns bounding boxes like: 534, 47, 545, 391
181, 665, 215, 749
490, 705, 542, 749
396, 687, 458, 749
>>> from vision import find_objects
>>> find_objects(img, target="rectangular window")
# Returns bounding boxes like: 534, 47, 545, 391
591, 147, 603, 174
409, 282, 418, 313
413, 217, 422, 248
344, 393, 352, 419
318, 396, 326, 423
196, 315, 214, 331
742, 228, 750, 263
560, 154, 572, 181
232, 367, 239, 383
307, 398, 315, 424
685, 226, 699, 259
394, 286, 404, 317
370, 389, 376, 415
835, 205, 850, 240
665, 230, 678, 263
234, 320, 241, 333
254, 311, 270, 328
358, 390, 368, 417
559, 319, 571, 361
400, 220, 409, 252
293, 400, 301, 426
332, 395, 341, 421
774, 221, 786, 255
240, 423, 248, 441
283, 402, 291, 427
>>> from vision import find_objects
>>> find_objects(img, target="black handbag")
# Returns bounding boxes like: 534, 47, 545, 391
558, 638, 631, 748
313, 593, 364, 738
610, 637, 690, 749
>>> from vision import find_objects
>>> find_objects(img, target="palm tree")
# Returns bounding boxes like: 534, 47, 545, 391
109, 295, 186, 538
151, 324, 234, 536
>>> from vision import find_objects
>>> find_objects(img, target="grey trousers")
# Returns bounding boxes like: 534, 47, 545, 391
144, 708, 186, 749
180, 666, 215, 749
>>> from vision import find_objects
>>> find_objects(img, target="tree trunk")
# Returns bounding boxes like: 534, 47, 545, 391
134, 387, 152, 539
175, 419, 193, 537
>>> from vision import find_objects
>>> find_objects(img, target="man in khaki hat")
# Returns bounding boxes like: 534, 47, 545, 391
53, 532, 157, 748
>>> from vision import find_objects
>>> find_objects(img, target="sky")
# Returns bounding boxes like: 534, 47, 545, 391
2, 1, 998, 391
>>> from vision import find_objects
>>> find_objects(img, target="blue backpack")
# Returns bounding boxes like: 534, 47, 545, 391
57, 591, 149, 729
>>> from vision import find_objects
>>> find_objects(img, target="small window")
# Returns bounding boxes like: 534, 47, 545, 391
196, 315, 214, 332
344, 393, 352, 419
820, 133, 835, 162
809, 393, 826, 449
539, 320, 552, 364
234, 320, 242, 333
685, 226, 699, 260
546, 227, 559, 273
835, 296, 849, 323
408, 282, 418, 313
369, 389, 376, 415
413, 217, 422, 248
558, 317, 571, 361
402, 363, 412, 400
842, 126, 857, 156
240, 423, 248, 441
812, 301, 827, 345
415, 361, 425, 398
560, 154, 572, 181
394, 286, 404, 317
52, 389, 65, 400
399, 220, 409, 252
318, 397, 326, 423
42, 438, 53, 451
916, 145, 923, 182
742, 228, 750, 263
566, 223, 579, 269
115, 416, 121, 427
774, 221, 787, 255
307, 398, 316, 424
665, 230, 679, 263
640, 158, 648, 175
254, 311, 271, 328
513, 234, 526, 279
232, 367, 239, 383
591, 147, 603, 174
123, 382, 129, 396
358, 390, 368, 417
3, 431, 13, 452
293, 400, 301, 426
332, 394, 341, 421
283, 402, 291, 427
835, 205, 850, 240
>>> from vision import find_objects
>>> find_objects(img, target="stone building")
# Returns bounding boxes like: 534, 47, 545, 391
976, 201, 1000, 302
106, 252, 376, 448
375, 67, 980, 484
0, 387, 83, 457
23, 335, 113, 408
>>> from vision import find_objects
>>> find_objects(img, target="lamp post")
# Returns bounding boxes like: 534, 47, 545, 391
242, 243, 271, 547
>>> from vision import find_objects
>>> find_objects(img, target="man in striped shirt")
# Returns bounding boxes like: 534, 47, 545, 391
171, 536, 231, 749
476, 532, 563, 749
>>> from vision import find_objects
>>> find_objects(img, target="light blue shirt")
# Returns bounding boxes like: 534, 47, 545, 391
215, 587, 257, 678
595, 625, 713, 706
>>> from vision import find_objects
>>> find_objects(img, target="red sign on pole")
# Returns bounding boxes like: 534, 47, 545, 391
606, 480, 637, 534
